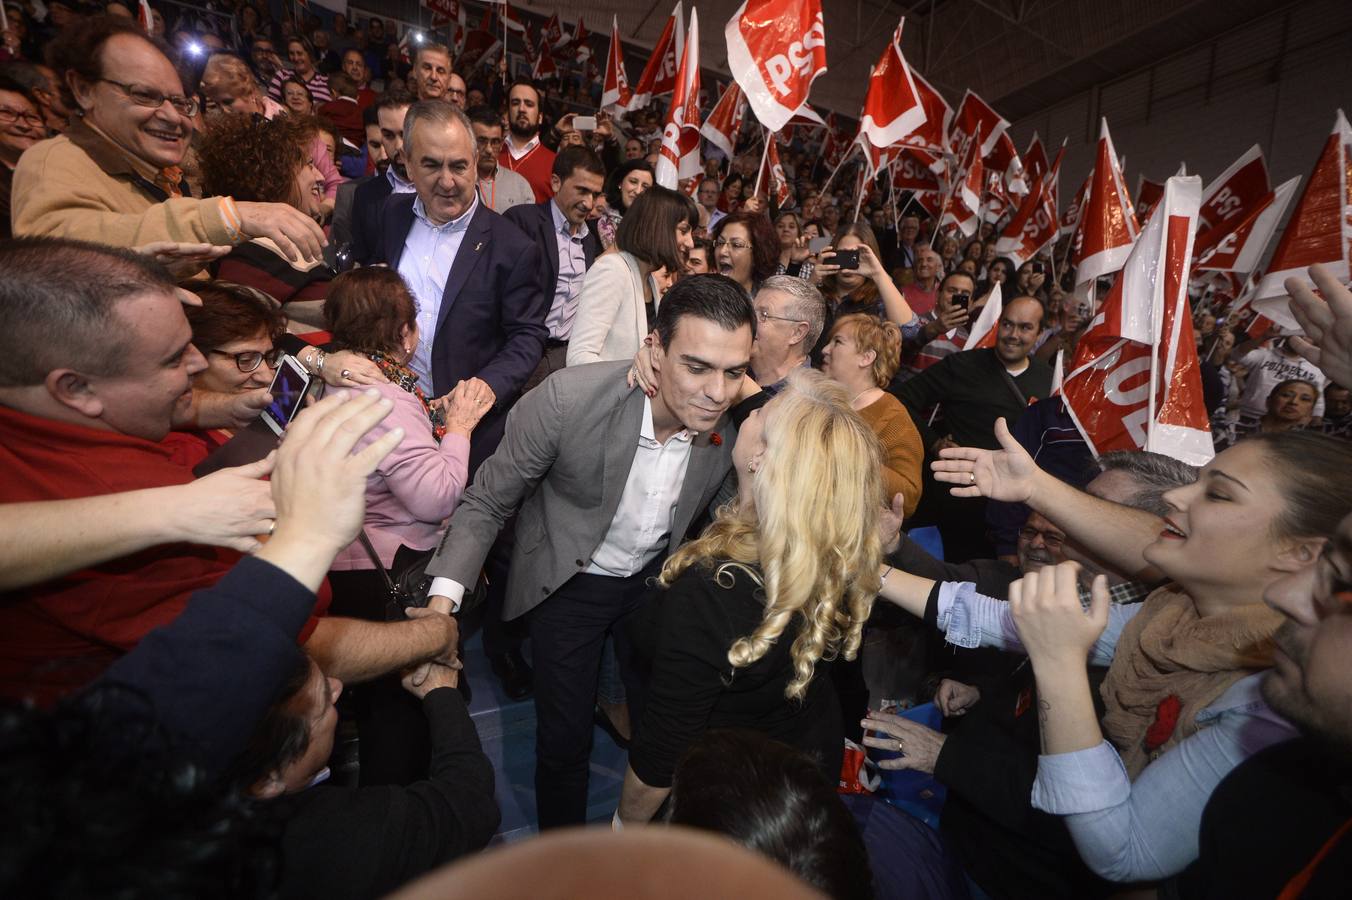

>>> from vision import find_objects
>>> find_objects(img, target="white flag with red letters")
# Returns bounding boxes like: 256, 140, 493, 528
700, 82, 746, 160
654, 9, 701, 189
1072, 119, 1139, 290
629, 3, 683, 110
601, 16, 633, 112
1062, 176, 1213, 465
994, 174, 1058, 268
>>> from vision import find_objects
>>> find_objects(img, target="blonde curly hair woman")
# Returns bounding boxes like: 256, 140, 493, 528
616, 368, 885, 825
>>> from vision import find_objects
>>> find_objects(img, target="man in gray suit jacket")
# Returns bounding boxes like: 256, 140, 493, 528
425, 275, 756, 829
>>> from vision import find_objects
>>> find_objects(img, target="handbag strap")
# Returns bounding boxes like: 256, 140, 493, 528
356, 529, 399, 595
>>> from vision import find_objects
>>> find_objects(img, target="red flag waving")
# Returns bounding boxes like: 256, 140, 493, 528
1063, 176, 1212, 465
1135, 176, 1165, 222
630, 3, 683, 110
949, 91, 1008, 160
1199, 144, 1271, 234
654, 9, 701, 189
725, 0, 827, 133
994, 174, 1058, 268
940, 131, 983, 238
892, 148, 941, 193
542, 13, 563, 48
1073, 118, 1140, 290
1195, 176, 1300, 275
908, 69, 952, 154
1253, 109, 1352, 328
701, 81, 746, 160
856, 18, 927, 158
1023, 133, 1049, 184
964, 282, 1003, 350
762, 136, 792, 207
601, 16, 633, 112
137, 0, 153, 32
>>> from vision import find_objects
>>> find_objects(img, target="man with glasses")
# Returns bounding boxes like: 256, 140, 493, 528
0, 73, 43, 239
747, 276, 824, 395
11, 16, 327, 271
469, 103, 533, 214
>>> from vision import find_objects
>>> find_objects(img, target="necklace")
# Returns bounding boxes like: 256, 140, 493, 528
851, 387, 880, 407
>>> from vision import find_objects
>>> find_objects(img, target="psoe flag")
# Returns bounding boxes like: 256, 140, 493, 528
1062, 176, 1213, 465
725, 0, 827, 134
654, 9, 701, 189
856, 18, 926, 152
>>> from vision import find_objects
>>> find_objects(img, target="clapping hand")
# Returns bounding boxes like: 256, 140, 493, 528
1287, 263, 1352, 391
1009, 561, 1110, 669
935, 679, 980, 717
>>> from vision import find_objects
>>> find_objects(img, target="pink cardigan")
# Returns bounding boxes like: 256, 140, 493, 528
330, 379, 471, 571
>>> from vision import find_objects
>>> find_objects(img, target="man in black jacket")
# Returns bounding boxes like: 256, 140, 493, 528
349, 89, 414, 266
503, 144, 606, 391
894, 295, 1052, 561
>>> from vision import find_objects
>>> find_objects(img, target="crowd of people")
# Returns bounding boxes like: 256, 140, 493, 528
1, 3, 1351, 898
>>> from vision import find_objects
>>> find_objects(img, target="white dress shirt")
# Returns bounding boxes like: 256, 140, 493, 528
428, 396, 694, 604
397, 193, 478, 394
546, 200, 590, 341
386, 166, 416, 194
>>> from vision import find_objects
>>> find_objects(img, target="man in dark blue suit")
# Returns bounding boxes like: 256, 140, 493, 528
503, 145, 606, 391
372, 100, 547, 475
349, 89, 414, 267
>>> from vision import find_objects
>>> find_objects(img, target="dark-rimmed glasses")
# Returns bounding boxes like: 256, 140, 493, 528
99, 78, 199, 117
208, 347, 284, 373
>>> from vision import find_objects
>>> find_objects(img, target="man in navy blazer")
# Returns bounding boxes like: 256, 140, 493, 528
502, 146, 606, 389
350, 89, 414, 266
373, 100, 548, 475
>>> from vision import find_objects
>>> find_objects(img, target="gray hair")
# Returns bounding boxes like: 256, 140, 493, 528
1095, 450, 1199, 517
402, 99, 475, 156
757, 275, 826, 350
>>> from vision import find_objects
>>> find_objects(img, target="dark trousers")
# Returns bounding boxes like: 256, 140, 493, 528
527, 560, 659, 830
327, 568, 431, 786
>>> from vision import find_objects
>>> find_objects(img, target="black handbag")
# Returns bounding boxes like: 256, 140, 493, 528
355, 530, 488, 621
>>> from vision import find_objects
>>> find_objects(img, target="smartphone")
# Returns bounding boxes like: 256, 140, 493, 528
260, 355, 313, 436
808, 236, 831, 254
1031, 261, 1046, 275
833, 248, 860, 270
951, 290, 972, 311
573, 115, 597, 131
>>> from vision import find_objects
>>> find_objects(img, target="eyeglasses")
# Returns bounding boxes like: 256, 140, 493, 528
714, 238, 750, 252
1017, 526, 1065, 550
475, 135, 503, 149
209, 347, 284, 373
756, 308, 804, 325
99, 78, 199, 117
0, 107, 44, 128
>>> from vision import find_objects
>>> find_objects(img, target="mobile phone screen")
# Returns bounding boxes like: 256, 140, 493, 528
261, 356, 311, 434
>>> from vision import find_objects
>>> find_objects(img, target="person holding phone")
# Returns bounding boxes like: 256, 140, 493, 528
812, 223, 916, 364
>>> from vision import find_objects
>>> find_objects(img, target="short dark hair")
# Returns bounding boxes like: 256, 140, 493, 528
667, 730, 873, 900
713, 212, 780, 286
184, 282, 287, 353
617, 184, 699, 274
285, 35, 316, 64
507, 78, 542, 106
939, 270, 976, 294
551, 144, 604, 182
223, 653, 313, 793
604, 158, 655, 212
0, 238, 174, 385
324, 268, 419, 356
0, 71, 39, 110
327, 71, 356, 98
374, 85, 414, 115
654, 273, 755, 349
465, 103, 500, 130
46, 14, 178, 110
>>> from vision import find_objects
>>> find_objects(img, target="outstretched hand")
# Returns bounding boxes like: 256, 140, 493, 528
1009, 562, 1110, 669
931, 417, 1040, 503
1287, 263, 1352, 391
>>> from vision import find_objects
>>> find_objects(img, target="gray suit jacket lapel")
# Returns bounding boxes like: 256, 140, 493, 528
598, 388, 647, 531
669, 436, 722, 550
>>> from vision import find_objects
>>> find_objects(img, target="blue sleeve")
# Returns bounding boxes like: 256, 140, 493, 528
936, 581, 1135, 665
90, 556, 317, 778
1029, 675, 1299, 881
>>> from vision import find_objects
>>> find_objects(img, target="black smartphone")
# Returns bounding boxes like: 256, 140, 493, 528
1031, 261, 1046, 275
833, 248, 860, 270
951, 290, 971, 311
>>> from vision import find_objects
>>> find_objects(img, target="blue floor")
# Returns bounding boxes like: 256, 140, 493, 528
459, 626, 629, 843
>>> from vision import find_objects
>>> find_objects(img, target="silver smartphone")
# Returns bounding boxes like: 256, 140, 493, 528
260, 354, 313, 436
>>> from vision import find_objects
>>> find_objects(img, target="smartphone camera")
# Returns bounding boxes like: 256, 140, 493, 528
951, 291, 971, 311
833, 248, 860, 270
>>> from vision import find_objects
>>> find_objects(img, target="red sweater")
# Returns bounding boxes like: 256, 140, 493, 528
0, 405, 328, 706
499, 138, 556, 203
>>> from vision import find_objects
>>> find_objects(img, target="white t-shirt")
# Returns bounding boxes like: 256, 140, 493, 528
1236, 344, 1327, 419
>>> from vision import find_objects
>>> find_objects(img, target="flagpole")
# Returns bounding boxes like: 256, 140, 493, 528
820, 143, 857, 196
852, 169, 867, 223
753, 127, 771, 197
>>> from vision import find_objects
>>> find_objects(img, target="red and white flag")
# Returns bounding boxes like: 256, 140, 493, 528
137, 0, 154, 32
541, 12, 563, 48
1060, 172, 1089, 240
1135, 175, 1165, 222
1195, 176, 1300, 275
681, 173, 704, 198
855, 18, 927, 170
630, 3, 684, 110
986, 130, 1027, 196
1023, 133, 1049, 184
994, 174, 1058, 268
760, 135, 792, 207
700, 81, 746, 160
1072, 118, 1140, 290
1046, 137, 1068, 211
654, 9, 701, 189
1253, 110, 1352, 329
964, 282, 1003, 350
940, 131, 983, 238
949, 91, 1008, 160
531, 43, 557, 80
906, 69, 951, 154
488, 0, 525, 33
725, 0, 827, 134
1062, 176, 1213, 465
892, 148, 941, 192
1199, 144, 1271, 234
601, 16, 633, 112
571, 18, 591, 61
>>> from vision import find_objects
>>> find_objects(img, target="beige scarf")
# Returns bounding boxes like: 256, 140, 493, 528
1099, 586, 1282, 779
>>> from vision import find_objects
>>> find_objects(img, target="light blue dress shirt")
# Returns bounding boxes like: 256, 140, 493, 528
546, 201, 590, 341
397, 194, 478, 394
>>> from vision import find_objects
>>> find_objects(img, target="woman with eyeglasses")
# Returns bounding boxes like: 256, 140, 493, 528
711, 211, 778, 297
568, 184, 698, 366
0, 74, 45, 240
